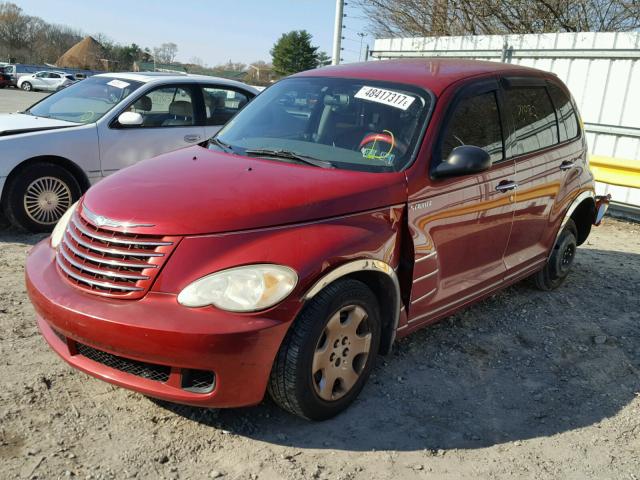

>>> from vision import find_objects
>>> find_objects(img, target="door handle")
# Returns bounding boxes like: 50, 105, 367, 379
184, 134, 202, 143
495, 181, 518, 192
559, 160, 576, 171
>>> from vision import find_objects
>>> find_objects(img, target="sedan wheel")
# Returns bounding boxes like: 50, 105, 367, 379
21, 81, 32, 91
23, 176, 73, 225
3, 162, 81, 233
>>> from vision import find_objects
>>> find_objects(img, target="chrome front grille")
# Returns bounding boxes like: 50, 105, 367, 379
56, 211, 179, 299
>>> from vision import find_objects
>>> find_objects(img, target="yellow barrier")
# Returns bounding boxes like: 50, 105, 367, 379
590, 156, 640, 189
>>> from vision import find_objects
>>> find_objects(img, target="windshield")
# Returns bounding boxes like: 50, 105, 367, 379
213, 77, 432, 172
27, 76, 143, 124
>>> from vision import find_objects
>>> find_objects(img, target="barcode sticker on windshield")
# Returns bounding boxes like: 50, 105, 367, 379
355, 86, 416, 110
107, 79, 130, 89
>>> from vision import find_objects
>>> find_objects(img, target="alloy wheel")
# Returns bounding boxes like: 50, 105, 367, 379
23, 176, 72, 225
312, 305, 372, 401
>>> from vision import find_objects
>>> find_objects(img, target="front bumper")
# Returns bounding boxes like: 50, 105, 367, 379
26, 240, 292, 407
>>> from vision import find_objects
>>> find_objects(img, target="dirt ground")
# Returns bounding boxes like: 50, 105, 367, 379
1, 218, 639, 480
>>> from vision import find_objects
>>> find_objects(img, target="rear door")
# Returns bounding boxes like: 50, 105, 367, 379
45, 73, 62, 90
500, 77, 583, 276
407, 79, 516, 325
98, 83, 206, 175
201, 85, 254, 138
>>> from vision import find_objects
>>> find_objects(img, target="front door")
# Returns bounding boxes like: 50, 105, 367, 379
98, 83, 205, 175
407, 80, 516, 326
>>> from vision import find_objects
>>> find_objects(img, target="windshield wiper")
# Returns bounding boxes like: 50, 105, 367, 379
244, 149, 334, 169
209, 137, 234, 152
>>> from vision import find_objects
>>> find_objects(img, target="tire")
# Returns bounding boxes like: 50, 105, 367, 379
533, 218, 578, 291
3, 162, 81, 233
21, 81, 32, 91
268, 278, 381, 420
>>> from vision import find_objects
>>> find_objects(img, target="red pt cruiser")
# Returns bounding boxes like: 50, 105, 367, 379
26, 60, 609, 420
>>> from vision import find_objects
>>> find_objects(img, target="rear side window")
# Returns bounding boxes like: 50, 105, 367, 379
505, 87, 558, 156
548, 83, 579, 142
441, 91, 504, 163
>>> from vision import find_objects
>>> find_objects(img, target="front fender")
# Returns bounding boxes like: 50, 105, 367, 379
152, 206, 405, 318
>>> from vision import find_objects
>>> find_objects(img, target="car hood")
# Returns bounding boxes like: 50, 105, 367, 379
0, 113, 78, 136
82, 146, 407, 236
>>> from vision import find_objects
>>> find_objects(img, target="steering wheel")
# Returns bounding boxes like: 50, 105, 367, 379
78, 111, 95, 123
359, 130, 405, 165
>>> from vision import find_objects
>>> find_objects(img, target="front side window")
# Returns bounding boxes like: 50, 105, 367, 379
26, 76, 142, 124
203, 87, 250, 126
505, 87, 558, 156
129, 86, 196, 127
548, 83, 579, 142
213, 77, 432, 172
441, 91, 504, 163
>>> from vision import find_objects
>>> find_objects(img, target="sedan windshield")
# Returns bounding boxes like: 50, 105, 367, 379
213, 77, 432, 172
26, 76, 142, 124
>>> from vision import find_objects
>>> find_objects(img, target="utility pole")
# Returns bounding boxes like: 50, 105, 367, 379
332, 0, 344, 65
357, 32, 366, 61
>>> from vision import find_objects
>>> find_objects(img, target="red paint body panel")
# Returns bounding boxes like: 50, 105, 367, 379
84, 146, 406, 236
25, 59, 599, 409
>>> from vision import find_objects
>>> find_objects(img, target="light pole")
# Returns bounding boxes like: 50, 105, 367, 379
332, 0, 344, 65
357, 32, 366, 61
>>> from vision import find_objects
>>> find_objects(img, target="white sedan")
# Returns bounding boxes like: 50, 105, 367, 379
17, 71, 77, 92
1, 72, 258, 231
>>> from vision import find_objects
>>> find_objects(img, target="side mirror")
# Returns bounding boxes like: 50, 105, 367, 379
433, 145, 492, 178
117, 111, 143, 127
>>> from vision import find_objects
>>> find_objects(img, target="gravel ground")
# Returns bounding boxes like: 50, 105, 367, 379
1, 218, 639, 480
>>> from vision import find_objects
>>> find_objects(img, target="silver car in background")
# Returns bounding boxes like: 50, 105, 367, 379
1, 72, 258, 231
17, 71, 77, 92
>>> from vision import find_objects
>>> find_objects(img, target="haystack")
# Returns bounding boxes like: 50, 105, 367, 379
56, 36, 106, 70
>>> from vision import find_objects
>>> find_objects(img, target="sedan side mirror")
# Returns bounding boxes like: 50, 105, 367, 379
117, 111, 143, 127
433, 145, 492, 178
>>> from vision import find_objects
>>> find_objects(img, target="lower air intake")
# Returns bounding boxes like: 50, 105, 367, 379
76, 342, 171, 383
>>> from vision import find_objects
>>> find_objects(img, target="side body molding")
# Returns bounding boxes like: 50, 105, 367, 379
303, 259, 402, 349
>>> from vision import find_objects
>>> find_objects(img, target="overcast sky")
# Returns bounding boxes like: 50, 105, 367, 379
17, 0, 373, 65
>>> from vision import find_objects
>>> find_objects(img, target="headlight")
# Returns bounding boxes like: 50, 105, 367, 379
50, 201, 78, 249
177, 264, 298, 312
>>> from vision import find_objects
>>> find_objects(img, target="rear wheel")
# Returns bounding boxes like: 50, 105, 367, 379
21, 81, 32, 91
268, 278, 381, 420
533, 218, 578, 291
3, 162, 81, 233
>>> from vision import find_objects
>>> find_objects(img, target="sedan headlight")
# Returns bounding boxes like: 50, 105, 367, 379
50, 201, 78, 249
177, 264, 298, 312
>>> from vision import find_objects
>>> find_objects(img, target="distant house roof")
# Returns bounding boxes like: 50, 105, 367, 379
56, 36, 107, 70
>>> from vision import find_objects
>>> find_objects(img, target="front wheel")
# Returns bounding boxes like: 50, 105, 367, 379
21, 81, 32, 91
268, 278, 381, 420
3, 163, 81, 232
533, 218, 578, 291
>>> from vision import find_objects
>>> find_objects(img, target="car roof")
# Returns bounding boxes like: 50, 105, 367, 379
294, 58, 549, 95
94, 72, 259, 93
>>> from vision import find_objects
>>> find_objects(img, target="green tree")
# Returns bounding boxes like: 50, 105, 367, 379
270, 30, 319, 76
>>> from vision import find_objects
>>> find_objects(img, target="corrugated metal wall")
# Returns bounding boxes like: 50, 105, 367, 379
372, 32, 640, 208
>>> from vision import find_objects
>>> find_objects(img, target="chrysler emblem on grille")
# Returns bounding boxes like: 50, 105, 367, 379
83, 206, 154, 229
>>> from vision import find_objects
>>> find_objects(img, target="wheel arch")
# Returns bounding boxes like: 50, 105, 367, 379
303, 259, 401, 355
1, 155, 90, 206
570, 197, 596, 246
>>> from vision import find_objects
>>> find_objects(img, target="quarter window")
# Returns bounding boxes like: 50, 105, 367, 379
505, 87, 558, 155
548, 83, 579, 142
203, 87, 250, 126
441, 91, 504, 163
